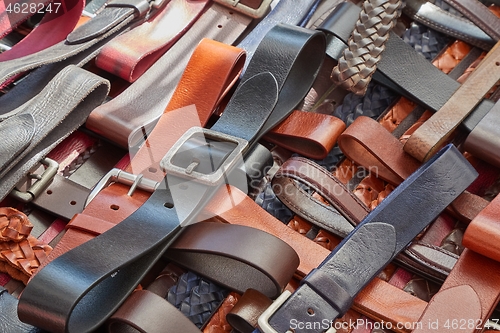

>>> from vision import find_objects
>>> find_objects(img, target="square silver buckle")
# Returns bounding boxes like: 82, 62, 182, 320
215, 0, 272, 19
160, 127, 248, 187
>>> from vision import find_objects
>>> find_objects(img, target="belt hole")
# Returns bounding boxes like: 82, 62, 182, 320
496, 61, 500, 66
217, 24, 222, 28
148, 167, 157, 173
110, 204, 119, 211
307, 308, 315, 316
164, 202, 174, 209
46, 190, 53, 195
70, 201, 76, 206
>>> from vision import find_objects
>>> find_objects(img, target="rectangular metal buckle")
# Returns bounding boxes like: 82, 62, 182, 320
258, 290, 337, 333
214, 0, 272, 19
160, 127, 248, 187
85, 168, 159, 207
10, 158, 59, 203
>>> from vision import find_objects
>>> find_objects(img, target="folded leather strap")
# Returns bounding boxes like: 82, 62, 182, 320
338, 116, 489, 223
107, 222, 299, 333
95, 0, 210, 82
226, 289, 273, 333
86, 0, 318, 148
0, 287, 44, 333
260, 144, 477, 333
18, 24, 325, 333
271, 157, 370, 238
0, 65, 110, 201
318, 2, 460, 113
444, 0, 500, 41
404, 41, 500, 162
0, 0, 167, 86
403, 0, 495, 50
0, 0, 84, 61
463, 98, 500, 168
412, 193, 500, 333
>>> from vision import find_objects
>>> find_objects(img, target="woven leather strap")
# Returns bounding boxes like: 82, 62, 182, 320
331, 0, 403, 95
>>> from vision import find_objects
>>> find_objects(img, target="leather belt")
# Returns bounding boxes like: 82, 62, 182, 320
257, 144, 477, 333
412, 192, 500, 333
18, 24, 326, 333
404, 0, 495, 50
0, 65, 110, 202
94, 0, 211, 82
86, 0, 317, 147
0, 286, 43, 333
404, 41, 500, 162
0, 0, 84, 62
444, 0, 500, 41
0, 0, 168, 86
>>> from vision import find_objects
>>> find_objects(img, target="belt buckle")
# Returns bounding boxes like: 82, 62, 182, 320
10, 158, 59, 203
215, 0, 272, 19
258, 290, 337, 333
85, 168, 159, 207
160, 127, 248, 187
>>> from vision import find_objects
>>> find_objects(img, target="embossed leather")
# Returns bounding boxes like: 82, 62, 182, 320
0, 114, 34, 171
265, 145, 477, 333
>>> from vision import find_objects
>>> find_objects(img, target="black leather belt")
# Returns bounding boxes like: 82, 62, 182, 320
256, 144, 477, 333
18, 23, 326, 333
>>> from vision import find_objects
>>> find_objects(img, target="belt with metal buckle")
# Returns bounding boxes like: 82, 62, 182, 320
18, 23, 326, 333
256, 144, 477, 333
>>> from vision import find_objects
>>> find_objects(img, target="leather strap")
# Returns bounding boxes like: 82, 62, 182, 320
0, 65, 110, 201
164, 222, 299, 298
0, 0, 167, 86
0, 287, 43, 333
87, 0, 318, 148
404, 41, 500, 162
338, 116, 489, 223
264, 144, 477, 333
404, 0, 495, 50
19, 25, 325, 333
0, 0, 84, 61
95, 0, 210, 82
271, 157, 369, 238
86, 2, 253, 147
463, 99, 500, 168
444, 0, 500, 41
226, 289, 272, 333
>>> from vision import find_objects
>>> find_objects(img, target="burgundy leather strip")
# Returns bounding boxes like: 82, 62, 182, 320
95, 0, 210, 82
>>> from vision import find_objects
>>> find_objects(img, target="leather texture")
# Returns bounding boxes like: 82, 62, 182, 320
0, 114, 35, 171
226, 289, 272, 333
271, 157, 369, 237
404, 0, 495, 50
266, 145, 477, 333
444, 0, 500, 41
86, 2, 253, 147
464, 99, 500, 168
95, 0, 210, 82
404, 41, 500, 162
0, 287, 45, 333
18, 25, 325, 333
164, 222, 299, 299
0, 0, 84, 61
0, 65, 110, 202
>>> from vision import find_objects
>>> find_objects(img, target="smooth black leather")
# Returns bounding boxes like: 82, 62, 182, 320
18, 24, 326, 333
266, 144, 478, 333
0, 287, 44, 333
